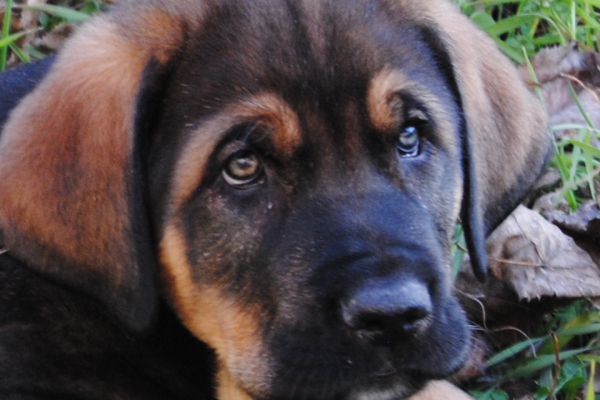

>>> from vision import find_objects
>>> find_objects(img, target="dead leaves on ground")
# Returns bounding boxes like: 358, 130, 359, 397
460, 45, 600, 322
456, 44, 600, 389
487, 205, 600, 300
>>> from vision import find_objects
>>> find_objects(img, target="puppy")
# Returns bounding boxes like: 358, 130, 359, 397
0, 0, 549, 399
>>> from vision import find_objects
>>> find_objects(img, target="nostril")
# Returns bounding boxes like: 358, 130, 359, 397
341, 279, 433, 344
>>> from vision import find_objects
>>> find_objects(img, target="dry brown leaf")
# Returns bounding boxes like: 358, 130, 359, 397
526, 44, 600, 143
486, 205, 600, 300
542, 200, 600, 239
531, 188, 571, 215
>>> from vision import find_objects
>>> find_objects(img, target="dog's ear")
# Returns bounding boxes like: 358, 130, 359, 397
0, 8, 190, 331
421, 1, 550, 281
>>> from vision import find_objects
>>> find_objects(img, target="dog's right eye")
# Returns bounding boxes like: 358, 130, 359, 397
222, 150, 265, 187
397, 125, 420, 157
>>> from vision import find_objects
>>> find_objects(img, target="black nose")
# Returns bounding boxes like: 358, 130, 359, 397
341, 278, 433, 345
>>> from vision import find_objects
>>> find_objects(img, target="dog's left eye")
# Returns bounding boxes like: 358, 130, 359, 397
397, 125, 420, 157
222, 150, 264, 187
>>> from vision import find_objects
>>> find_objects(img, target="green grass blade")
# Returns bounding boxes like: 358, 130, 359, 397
493, 37, 525, 63
486, 15, 537, 36
487, 338, 545, 367
586, 360, 595, 400
0, 30, 31, 50
556, 323, 600, 337
470, 10, 496, 31
564, 140, 600, 158
551, 123, 599, 132
8, 42, 30, 63
1, 0, 14, 71
503, 348, 594, 380
522, 47, 544, 104
570, 0, 577, 40
20, 4, 91, 23
567, 82, 596, 129
451, 225, 465, 280
575, 5, 600, 31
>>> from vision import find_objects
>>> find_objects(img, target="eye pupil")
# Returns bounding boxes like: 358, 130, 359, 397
397, 125, 420, 156
223, 151, 263, 187
230, 154, 258, 176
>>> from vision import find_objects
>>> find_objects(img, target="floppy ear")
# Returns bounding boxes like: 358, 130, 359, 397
421, 1, 550, 281
0, 8, 188, 330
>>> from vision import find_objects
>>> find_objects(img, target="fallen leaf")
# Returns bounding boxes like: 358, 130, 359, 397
531, 189, 571, 215
486, 205, 600, 300
525, 44, 600, 150
542, 200, 600, 240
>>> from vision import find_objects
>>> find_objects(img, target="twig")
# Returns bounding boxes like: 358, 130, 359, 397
560, 73, 600, 107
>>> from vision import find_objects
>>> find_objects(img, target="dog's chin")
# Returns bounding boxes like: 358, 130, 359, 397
248, 352, 468, 400
345, 371, 431, 400
347, 379, 423, 400
255, 372, 427, 400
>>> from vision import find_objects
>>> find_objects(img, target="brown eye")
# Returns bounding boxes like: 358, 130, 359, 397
222, 150, 264, 187
397, 125, 420, 157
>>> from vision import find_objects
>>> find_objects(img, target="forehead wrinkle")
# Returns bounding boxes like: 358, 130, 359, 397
169, 93, 301, 215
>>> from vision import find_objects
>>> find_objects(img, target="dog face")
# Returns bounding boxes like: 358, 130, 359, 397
0, 0, 549, 399
152, 7, 471, 397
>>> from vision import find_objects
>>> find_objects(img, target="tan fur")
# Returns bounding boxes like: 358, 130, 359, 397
160, 224, 272, 397
367, 68, 407, 132
242, 94, 302, 158
409, 381, 474, 400
0, 8, 189, 325
216, 367, 255, 400
0, 17, 140, 274
0, 10, 185, 265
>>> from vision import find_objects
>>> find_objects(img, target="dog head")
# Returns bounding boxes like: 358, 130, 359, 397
0, 0, 549, 398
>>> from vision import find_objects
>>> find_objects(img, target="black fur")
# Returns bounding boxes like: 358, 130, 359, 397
0, 254, 216, 399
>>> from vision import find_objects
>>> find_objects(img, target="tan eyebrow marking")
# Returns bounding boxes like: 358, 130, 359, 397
367, 68, 443, 132
239, 94, 302, 157
168, 93, 301, 216
367, 68, 410, 132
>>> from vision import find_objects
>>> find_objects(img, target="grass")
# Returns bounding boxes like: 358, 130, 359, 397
454, 1, 600, 398
470, 300, 600, 400
2, 0, 600, 398
0, 0, 108, 71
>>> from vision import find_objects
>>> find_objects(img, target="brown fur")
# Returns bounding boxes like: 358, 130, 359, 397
0, 11, 188, 328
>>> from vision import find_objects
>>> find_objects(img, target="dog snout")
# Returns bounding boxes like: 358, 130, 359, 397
341, 278, 433, 345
